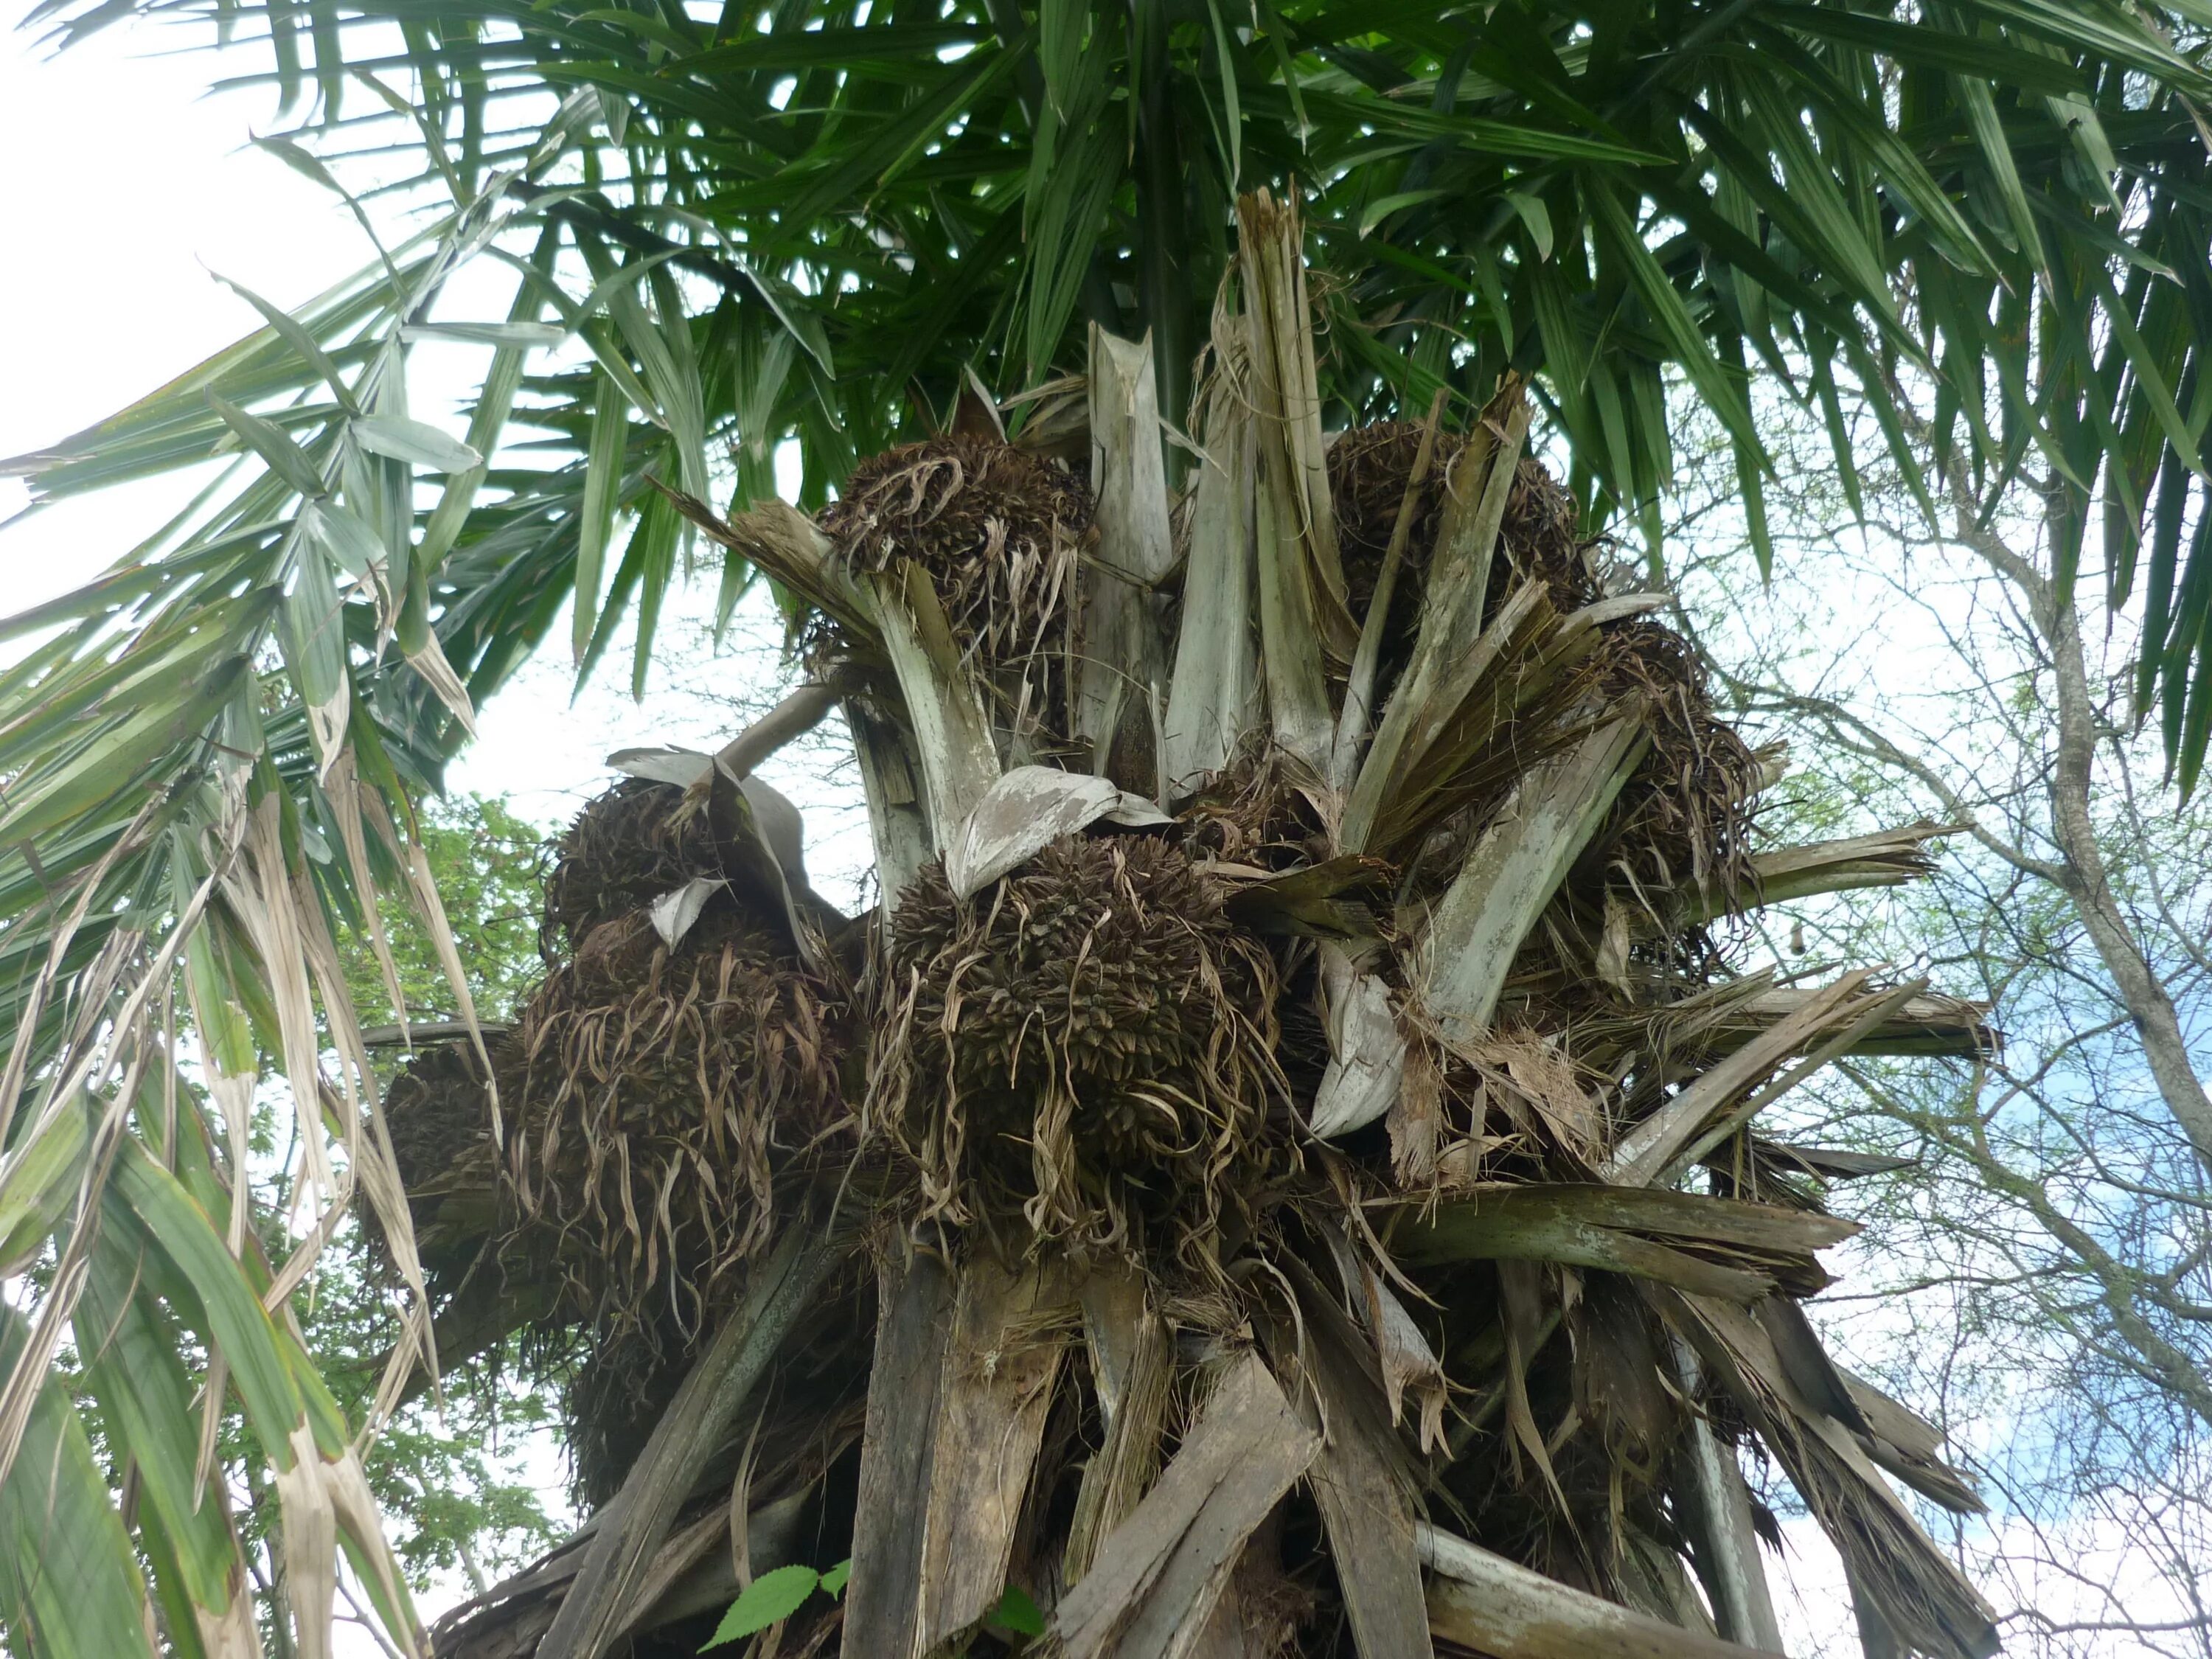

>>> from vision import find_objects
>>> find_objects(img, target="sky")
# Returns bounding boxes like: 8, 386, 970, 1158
1, 20, 352, 602
4, 16, 2195, 1659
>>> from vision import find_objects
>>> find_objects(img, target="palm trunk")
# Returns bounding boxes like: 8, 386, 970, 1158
408, 198, 1999, 1659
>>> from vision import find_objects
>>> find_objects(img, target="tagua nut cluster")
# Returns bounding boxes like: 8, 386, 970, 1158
397, 229, 1998, 1659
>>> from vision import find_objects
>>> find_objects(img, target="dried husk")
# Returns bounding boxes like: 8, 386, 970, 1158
818, 434, 1093, 757
870, 835, 1293, 1288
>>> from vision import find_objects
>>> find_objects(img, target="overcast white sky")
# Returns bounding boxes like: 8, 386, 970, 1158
1, 23, 346, 597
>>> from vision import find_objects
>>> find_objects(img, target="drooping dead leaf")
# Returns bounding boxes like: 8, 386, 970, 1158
1419, 1521, 1762, 1659
1309, 945, 1404, 1139
944, 765, 1171, 900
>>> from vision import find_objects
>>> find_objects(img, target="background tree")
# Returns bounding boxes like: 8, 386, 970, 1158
9, 0, 2212, 1653
1661, 392, 2212, 1655
324, 793, 568, 1612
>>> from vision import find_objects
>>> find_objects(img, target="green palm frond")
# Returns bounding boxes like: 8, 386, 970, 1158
13, 0, 2212, 776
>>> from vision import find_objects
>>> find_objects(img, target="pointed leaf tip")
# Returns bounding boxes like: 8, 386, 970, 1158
706, 1564, 821, 1646
351, 414, 482, 473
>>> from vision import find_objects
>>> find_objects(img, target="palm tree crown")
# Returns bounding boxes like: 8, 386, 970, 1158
2, 0, 2210, 1653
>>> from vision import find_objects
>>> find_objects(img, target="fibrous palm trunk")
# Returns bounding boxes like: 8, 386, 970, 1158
400, 195, 1998, 1659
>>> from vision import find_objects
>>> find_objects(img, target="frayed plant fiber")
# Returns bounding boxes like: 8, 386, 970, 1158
1178, 742, 1335, 872
504, 902, 849, 1351
1492, 456, 1603, 619
819, 434, 1093, 752
870, 834, 1295, 1285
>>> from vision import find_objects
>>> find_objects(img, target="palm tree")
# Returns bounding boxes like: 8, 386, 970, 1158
1, 0, 2207, 1653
